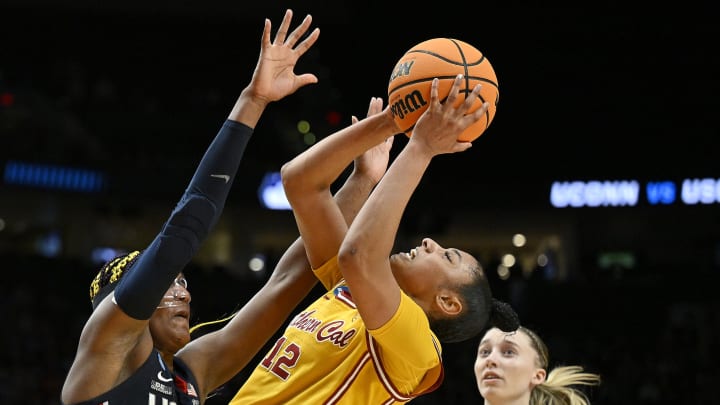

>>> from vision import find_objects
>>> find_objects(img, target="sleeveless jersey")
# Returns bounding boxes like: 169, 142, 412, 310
69, 349, 201, 405
229, 256, 444, 404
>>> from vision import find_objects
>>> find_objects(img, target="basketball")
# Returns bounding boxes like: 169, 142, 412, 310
387, 38, 499, 142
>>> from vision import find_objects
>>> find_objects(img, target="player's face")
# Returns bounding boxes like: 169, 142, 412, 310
474, 328, 546, 403
149, 274, 192, 353
389, 237, 477, 300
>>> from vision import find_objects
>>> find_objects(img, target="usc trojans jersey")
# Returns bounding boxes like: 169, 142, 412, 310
229, 256, 444, 404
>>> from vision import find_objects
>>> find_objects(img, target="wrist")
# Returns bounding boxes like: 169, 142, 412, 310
227, 88, 270, 128
365, 109, 401, 136
346, 173, 377, 196
403, 140, 436, 161
348, 167, 380, 188
381, 108, 402, 134
239, 87, 270, 108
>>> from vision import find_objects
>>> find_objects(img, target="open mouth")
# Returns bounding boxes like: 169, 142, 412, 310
404, 248, 417, 260
482, 371, 501, 381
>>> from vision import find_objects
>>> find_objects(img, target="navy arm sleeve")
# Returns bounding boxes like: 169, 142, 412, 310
113, 120, 253, 319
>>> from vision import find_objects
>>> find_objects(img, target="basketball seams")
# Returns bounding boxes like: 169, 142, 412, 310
388, 76, 498, 98
447, 38, 473, 98
466, 58, 487, 66
406, 50, 485, 67
470, 76, 499, 88
388, 37, 499, 142
388, 76, 464, 95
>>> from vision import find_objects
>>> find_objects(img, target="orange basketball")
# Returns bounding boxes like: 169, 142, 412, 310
387, 38, 499, 142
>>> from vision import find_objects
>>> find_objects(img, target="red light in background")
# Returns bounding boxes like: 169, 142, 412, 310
0, 92, 15, 107
325, 110, 342, 126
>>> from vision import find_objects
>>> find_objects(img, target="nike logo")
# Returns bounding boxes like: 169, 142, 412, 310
157, 371, 173, 383
210, 174, 230, 183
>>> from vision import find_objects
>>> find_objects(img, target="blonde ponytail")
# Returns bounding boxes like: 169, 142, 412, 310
519, 327, 600, 405
530, 365, 601, 405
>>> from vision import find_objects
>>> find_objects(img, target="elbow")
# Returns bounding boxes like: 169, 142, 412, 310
337, 239, 365, 278
280, 161, 302, 202
280, 159, 331, 206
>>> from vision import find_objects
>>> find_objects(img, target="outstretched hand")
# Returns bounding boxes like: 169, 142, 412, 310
352, 97, 394, 185
249, 9, 320, 103
410, 74, 489, 157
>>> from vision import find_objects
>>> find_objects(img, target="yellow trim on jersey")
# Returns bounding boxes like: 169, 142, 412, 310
313, 254, 344, 291
230, 256, 444, 404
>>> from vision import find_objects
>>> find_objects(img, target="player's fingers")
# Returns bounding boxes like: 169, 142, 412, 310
273, 9, 293, 44
367, 97, 383, 116
365, 97, 376, 116
261, 18, 272, 48
453, 142, 473, 152
293, 73, 319, 88
444, 74, 463, 108
460, 84, 482, 114
429, 78, 440, 107
286, 14, 312, 48
293, 27, 319, 57
470, 101, 490, 123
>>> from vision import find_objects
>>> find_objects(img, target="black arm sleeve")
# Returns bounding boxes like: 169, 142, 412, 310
113, 120, 253, 319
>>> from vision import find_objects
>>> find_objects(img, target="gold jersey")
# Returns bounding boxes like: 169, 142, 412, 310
229, 256, 444, 404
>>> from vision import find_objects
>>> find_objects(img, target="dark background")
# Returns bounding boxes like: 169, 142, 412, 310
1, 1, 719, 404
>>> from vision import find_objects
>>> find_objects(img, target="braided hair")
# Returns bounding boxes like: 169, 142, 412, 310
89, 251, 141, 310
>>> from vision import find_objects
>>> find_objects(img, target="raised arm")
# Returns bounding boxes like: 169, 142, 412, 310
179, 98, 394, 395
337, 75, 489, 329
281, 97, 399, 270
228, 10, 319, 128
61, 9, 319, 404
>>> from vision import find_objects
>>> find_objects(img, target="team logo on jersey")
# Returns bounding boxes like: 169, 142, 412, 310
333, 285, 350, 297
157, 371, 173, 383
333, 285, 355, 308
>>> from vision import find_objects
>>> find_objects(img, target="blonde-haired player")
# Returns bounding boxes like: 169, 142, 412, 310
476, 326, 601, 405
